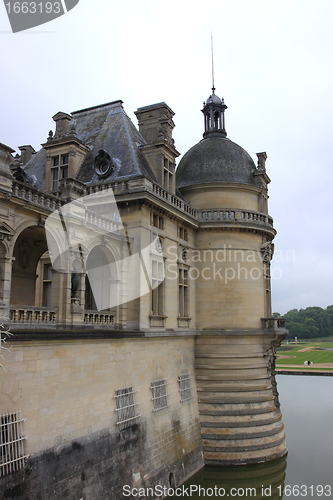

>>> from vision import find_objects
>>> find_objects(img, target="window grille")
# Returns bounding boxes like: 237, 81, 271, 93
114, 387, 140, 431
178, 374, 194, 402
151, 379, 169, 411
0, 412, 28, 477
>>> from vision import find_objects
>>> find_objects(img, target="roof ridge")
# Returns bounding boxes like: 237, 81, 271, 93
72, 100, 124, 116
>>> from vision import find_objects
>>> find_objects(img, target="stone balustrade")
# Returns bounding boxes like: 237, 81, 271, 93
84, 209, 122, 233
197, 208, 273, 226
84, 312, 115, 325
261, 317, 286, 329
10, 306, 58, 324
12, 180, 62, 212
86, 178, 197, 218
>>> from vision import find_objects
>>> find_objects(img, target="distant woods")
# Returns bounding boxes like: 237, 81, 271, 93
273, 306, 333, 339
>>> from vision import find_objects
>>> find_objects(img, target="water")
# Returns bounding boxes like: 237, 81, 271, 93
277, 375, 333, 488
169, 375, 333, 499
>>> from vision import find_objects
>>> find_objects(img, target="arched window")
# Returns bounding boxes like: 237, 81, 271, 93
85, 246, 116, 311
214, 111, 220, 129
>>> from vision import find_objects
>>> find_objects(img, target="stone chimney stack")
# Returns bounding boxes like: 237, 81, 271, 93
18, 145, 36, 165
134, 103, 180, 193
0, 142, 14, 193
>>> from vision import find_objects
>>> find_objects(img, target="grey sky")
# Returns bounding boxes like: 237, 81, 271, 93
1, 0, 332, 315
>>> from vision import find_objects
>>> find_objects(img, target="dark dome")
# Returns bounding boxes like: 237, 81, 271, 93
206, 93, 222, 105
176, 136, 257, 190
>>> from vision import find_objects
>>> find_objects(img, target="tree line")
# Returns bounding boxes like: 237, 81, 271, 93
273, 306, 333, 339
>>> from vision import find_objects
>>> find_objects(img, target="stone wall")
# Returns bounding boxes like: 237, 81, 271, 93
0, 335, 204, 499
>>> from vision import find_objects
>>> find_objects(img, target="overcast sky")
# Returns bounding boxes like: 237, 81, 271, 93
1, 0, 332, 315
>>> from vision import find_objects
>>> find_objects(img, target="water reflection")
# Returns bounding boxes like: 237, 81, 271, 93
168, 375, 333, 500
169, 455, 287, 499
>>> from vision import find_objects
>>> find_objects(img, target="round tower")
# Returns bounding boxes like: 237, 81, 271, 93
176, 90, 287, 465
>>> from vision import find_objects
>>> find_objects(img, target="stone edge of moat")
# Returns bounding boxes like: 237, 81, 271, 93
276, 369, 333, 376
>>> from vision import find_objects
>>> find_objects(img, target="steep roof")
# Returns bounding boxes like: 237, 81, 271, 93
24, 100, 157, 190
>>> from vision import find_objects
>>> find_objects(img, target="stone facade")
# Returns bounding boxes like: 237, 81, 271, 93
0, 94, 287, 499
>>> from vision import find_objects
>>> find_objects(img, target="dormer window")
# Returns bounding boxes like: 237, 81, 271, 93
163, 158, 174, 192
51, 154, 69, 191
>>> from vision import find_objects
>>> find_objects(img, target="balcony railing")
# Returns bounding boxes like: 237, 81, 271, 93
261, 317, 286, 329
10, 306, 58, 324
84, 311, 115, 325
85, 178, 197, 218
196, 208, 274, 227
12, 180, 62, 212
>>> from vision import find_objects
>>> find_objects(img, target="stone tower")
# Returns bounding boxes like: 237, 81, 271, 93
176, 89, 288, 465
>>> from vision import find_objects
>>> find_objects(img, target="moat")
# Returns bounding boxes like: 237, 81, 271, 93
169, 375, 333, 499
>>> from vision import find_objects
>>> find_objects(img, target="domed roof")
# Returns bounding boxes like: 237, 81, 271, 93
176, 135, 257, 190
206, 93, 222, 105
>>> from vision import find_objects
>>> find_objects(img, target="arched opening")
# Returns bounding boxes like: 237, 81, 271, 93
10, 226, 49, 306
169, 472, 176, 489
85, 246, 117, 311
214, 110, 220, 129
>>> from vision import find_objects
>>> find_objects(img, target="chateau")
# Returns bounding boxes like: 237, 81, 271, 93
0, 92, 287, 499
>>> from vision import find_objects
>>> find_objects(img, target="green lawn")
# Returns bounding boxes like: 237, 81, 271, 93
276, 342, 333, 369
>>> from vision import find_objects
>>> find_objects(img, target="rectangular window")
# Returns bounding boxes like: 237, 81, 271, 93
152, 213, 164, 230
114, 387, 140, 431
42, 263, 52, 307
179, 227, 188, 241
151, 260, 164, 315
61, 166, 68, 180
151, 379, 169, 411
179, 268, 188, 317
61, 154, 69, 165
51, 168, 59, 191
0, 412, 27, 478
178, 374, 194, 402
51, 154, 69, 191
163, 158, 174, 192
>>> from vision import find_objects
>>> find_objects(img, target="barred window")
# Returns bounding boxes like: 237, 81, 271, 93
151, 379, 169, 411
178, 374, 194, 402
0, 412, 28, 477
114, 387, 140, 431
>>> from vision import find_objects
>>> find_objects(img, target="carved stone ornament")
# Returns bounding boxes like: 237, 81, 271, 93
181, 248, 188, 262
261, 241, 274, 263
94, 149, 114, 178
18, 238, 32, 269
155, 237, 163, 254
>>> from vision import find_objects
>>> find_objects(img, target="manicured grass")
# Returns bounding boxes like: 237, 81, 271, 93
276, 341, 333, 368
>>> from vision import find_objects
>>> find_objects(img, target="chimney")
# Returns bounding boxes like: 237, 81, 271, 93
18, 145, 36, 165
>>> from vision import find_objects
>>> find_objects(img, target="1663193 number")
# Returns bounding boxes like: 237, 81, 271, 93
277, 485, 332, 497
5, 2, 61, 14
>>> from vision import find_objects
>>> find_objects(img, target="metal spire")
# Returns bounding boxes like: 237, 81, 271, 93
211, 29, 215, 94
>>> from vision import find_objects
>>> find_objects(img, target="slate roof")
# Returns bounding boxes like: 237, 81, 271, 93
176, 135, 257, 190
24, 100, 157, 190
